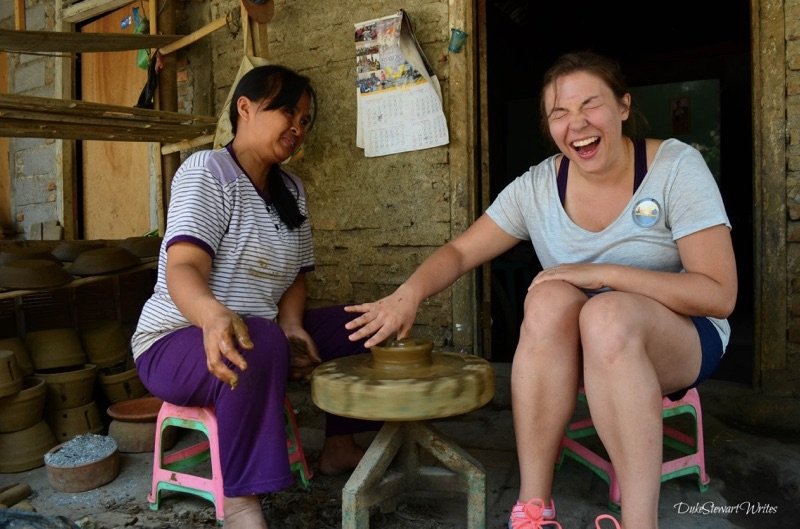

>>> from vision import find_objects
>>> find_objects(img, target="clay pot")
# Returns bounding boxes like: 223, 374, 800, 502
370, 338, 434, 371
106, 396, 175, 453
47, 401, 104, 442
0, 419, 57, 472
0, 376, 46, 433
80, 321, 129, 368
45, 436, 120, 492
37, 364, 97, 410
0, 350, 23, 398
99, 366, 148, 403
0, 259, 73, 290
117, 236, 162, 259
26, 328, 87, 371
0, 336, 34, 376
67, 247, 141, 276
51, 240, 105, 262
0, 247, 60, 266
107, 395, 162, 421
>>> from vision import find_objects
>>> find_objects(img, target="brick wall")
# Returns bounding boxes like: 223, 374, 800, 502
2, 1, 59, 239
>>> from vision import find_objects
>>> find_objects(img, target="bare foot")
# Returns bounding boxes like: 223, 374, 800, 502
318, 434, 366, 476
223, 495, 267, 529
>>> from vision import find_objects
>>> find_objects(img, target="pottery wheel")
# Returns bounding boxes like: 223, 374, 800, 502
311, 350, 495, 421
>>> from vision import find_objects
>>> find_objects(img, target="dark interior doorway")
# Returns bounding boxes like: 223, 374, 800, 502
484, 0, 754, 385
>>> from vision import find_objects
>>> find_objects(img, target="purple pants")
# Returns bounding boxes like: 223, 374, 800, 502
135, 305, 377, 497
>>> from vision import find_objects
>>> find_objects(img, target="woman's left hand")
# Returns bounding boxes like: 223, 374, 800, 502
530, 263, 608, 291
280, 324, 321, 381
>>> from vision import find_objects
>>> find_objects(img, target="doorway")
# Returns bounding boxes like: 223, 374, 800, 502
78, 1, 151, 239
483, 0, 754, 385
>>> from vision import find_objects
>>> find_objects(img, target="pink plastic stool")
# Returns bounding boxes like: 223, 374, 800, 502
558, 387, 709, 511
148, 396, 312, 523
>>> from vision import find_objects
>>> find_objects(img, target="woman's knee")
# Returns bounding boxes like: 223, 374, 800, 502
520, 281, 586, 338
579, 293, 645, 365
241, 317, 290, 378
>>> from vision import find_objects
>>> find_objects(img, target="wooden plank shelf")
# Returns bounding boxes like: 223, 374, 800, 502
0, 28, 183, 53
0, 93, 217, 142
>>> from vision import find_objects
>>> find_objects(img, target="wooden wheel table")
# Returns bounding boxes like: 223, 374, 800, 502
310, 339, 495, 529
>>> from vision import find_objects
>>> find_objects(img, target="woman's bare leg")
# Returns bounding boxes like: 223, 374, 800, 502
580, 292, 702, 529
513, 280, 587, 504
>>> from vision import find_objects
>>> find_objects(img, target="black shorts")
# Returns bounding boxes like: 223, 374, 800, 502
666, 316, 723, 401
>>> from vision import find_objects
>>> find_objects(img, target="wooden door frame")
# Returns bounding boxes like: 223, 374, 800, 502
55, 0, 164, 239
751, 0, 786, 392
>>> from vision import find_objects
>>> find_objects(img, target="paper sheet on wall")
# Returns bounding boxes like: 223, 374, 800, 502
355, 10, 449, 157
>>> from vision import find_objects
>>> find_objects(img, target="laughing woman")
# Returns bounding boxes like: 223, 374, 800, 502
344, 51, 737, 529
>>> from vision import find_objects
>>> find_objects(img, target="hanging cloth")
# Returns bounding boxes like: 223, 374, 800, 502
213, 6, 270, 148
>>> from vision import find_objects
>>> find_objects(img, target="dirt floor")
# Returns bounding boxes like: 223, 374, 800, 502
3, 376, 800, 529
0, 440, 476, 529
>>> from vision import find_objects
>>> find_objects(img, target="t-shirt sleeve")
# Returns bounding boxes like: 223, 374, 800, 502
485, 169, 534, 241
164, 154, 231, 256
665, 147, 731, 240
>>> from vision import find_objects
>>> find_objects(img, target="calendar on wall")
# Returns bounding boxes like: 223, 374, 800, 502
354, 10, 449, 158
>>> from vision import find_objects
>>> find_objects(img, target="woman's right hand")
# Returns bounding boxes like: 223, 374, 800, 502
344, 285, 420, 348
202, 308, 254, 388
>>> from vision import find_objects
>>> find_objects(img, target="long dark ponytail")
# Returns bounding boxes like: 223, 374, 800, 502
230, 65, 317, 229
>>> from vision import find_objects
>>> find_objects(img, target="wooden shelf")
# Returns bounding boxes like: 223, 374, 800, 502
0, 28, 183, 53
0, 93, 217, 143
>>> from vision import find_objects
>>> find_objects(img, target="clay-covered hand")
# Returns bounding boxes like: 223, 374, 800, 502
344, 285, 419, 348
203, 309, 253, 389
281, 324, 321, 381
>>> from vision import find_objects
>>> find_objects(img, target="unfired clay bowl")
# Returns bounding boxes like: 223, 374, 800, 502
51, 240, 106, 262
0, 376, 46, 433
0, 419, 57, 472
79, 321, 129, 368
36, 363, 97, 410
26, 328, 87, 371
67, 247, 140, 276
0, 350, 23, 398
0, 259, 73, 290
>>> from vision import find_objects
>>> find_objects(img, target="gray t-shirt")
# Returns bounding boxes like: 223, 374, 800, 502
486, 139, 731, 347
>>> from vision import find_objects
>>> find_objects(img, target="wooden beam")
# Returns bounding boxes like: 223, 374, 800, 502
160, 134, 215, 155
159, 16, 230, 56
14, 0, 25, 30
0, 93, 217, 143
0, 29, 182, 53
61, 0, 133, 23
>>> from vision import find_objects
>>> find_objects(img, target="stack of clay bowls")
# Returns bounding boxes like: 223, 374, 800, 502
0, 350, 57, 471
81, 320, 148, 403
0, 336, 34, 376
26, 328, 103, 442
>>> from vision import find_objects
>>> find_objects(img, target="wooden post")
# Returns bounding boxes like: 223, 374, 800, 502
157, 0, 179, 221
14, 0, 25, 30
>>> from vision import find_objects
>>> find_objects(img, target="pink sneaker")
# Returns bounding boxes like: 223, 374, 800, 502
595, 514, 621, 528
508, 498, 561, 529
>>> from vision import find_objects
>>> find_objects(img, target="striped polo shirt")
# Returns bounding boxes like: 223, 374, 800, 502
131, 147, 314, 360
